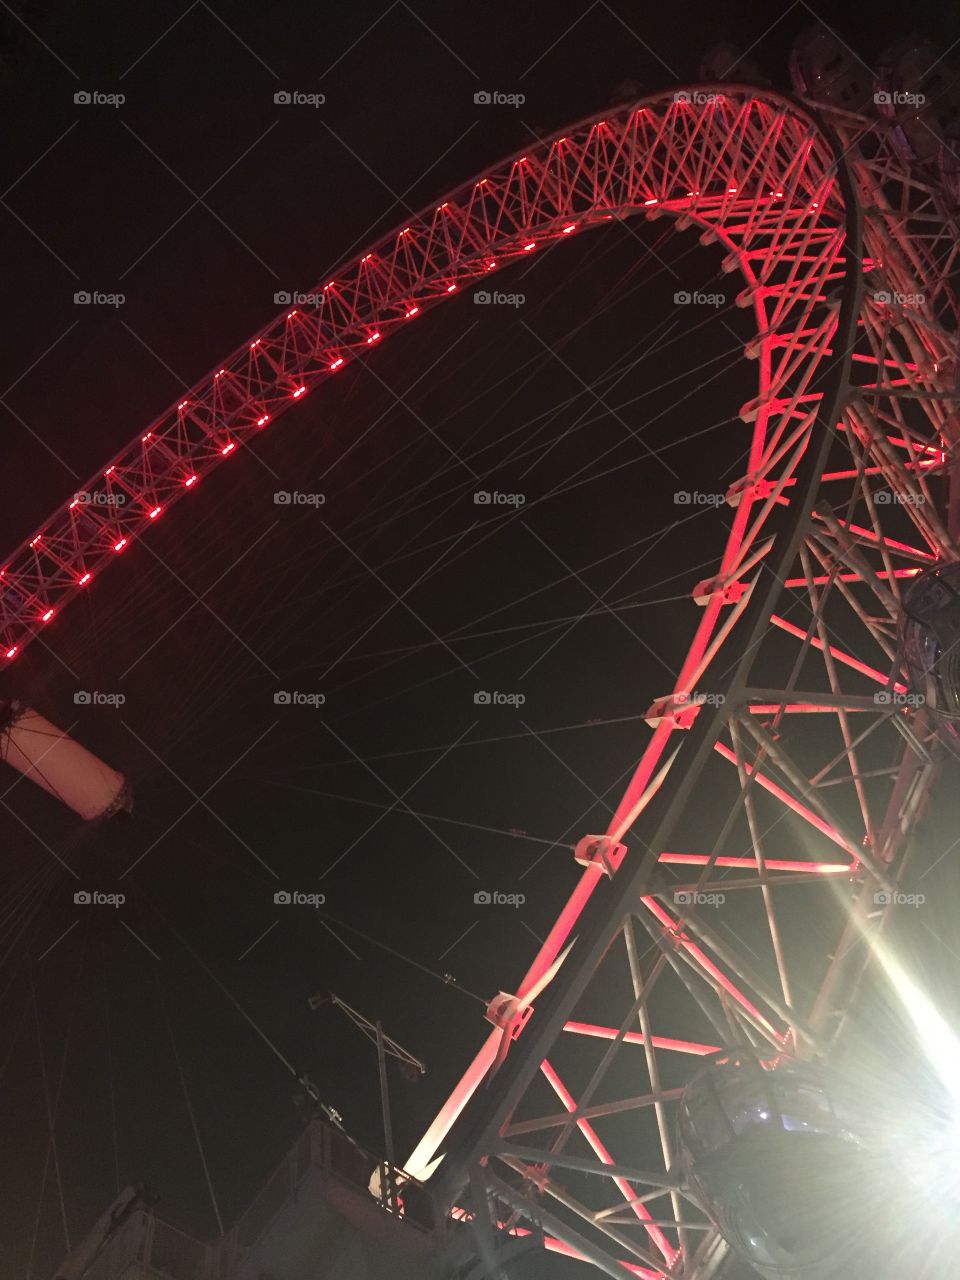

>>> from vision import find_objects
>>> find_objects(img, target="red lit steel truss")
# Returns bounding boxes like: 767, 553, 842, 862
4, 86, 960, 1278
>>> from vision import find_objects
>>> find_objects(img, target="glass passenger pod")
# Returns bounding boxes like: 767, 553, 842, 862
879, 38, 960, 165
788, 27, 873, 111
900, 562, 960, 716
677, 1055, 877, 1278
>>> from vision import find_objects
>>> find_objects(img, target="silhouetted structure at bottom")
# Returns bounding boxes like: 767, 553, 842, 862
68, 1121, 452, 1280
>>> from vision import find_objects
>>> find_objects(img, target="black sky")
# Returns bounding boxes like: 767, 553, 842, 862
2, 3, 960, 1279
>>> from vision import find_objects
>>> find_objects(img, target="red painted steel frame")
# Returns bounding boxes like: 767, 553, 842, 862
5, 82, 960, 1279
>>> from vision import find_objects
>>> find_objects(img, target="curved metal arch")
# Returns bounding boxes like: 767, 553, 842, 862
1, 85, 849, 684
409, 97, 960, 1280
7, 82, 953, 1280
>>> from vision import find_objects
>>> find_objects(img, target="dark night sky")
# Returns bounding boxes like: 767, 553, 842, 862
2, 3, 960, 1279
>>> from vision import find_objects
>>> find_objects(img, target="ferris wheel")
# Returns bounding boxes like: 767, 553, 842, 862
4, 25, 960, 1280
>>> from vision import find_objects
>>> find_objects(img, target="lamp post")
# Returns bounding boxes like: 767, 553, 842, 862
308, 992, 425, 1213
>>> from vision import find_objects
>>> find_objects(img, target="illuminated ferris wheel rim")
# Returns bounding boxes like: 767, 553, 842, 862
10, 80, 936, 1280
0, 82, 850, 670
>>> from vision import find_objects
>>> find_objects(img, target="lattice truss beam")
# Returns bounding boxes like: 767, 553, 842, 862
3, 85, 959, 1280
4, 89, 844, 662
404, 101, 960, 1280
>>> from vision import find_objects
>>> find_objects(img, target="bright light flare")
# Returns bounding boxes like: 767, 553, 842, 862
881, 953, 960, 1104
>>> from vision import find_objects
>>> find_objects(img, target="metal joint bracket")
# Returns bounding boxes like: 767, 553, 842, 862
644, 695, 701, 729
693, 575, 749, 605
484, 992, 534, 1039
574, 834, 628, 877
726, 475, 777, 507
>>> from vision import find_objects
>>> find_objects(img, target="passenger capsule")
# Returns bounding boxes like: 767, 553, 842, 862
0, 700, 131, 820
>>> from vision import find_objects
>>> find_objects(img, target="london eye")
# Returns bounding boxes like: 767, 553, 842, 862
2, 7, 960, 1280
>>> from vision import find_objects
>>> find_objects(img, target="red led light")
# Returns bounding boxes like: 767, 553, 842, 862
293, 386, 306, 398
330, 357, 344, 370
287, 311, 297, 319
5, 647, 17, 660
178, 400, 188, 411
401, 227, 411, 235
366, 331, 381, 344
78, 572, 92, 586
523, 242, 536, 252
41, 608, 54, 623
562, 223, 577, 234
221, 442, 236, 456
644, 197, 658, 206
29, 536, 41, 547
142, 432, 152, 442
148, 506, 161, 520
446, 284, 457, 293
105, 466, 114, 476
114, 538, 127, 552
251, 340, 261, 349
69, 498, 80, 510
257, 414, 270, 426
405, 306, 420, 318
185, 474, 198, 487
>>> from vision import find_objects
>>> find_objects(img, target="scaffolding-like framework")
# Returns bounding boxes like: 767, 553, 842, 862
4, 86, 959, 1278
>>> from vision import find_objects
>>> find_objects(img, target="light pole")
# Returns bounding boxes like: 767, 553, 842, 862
308, 992, 425, 1213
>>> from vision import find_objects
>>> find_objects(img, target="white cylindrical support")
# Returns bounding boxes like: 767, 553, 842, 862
0, 702, 130, 821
